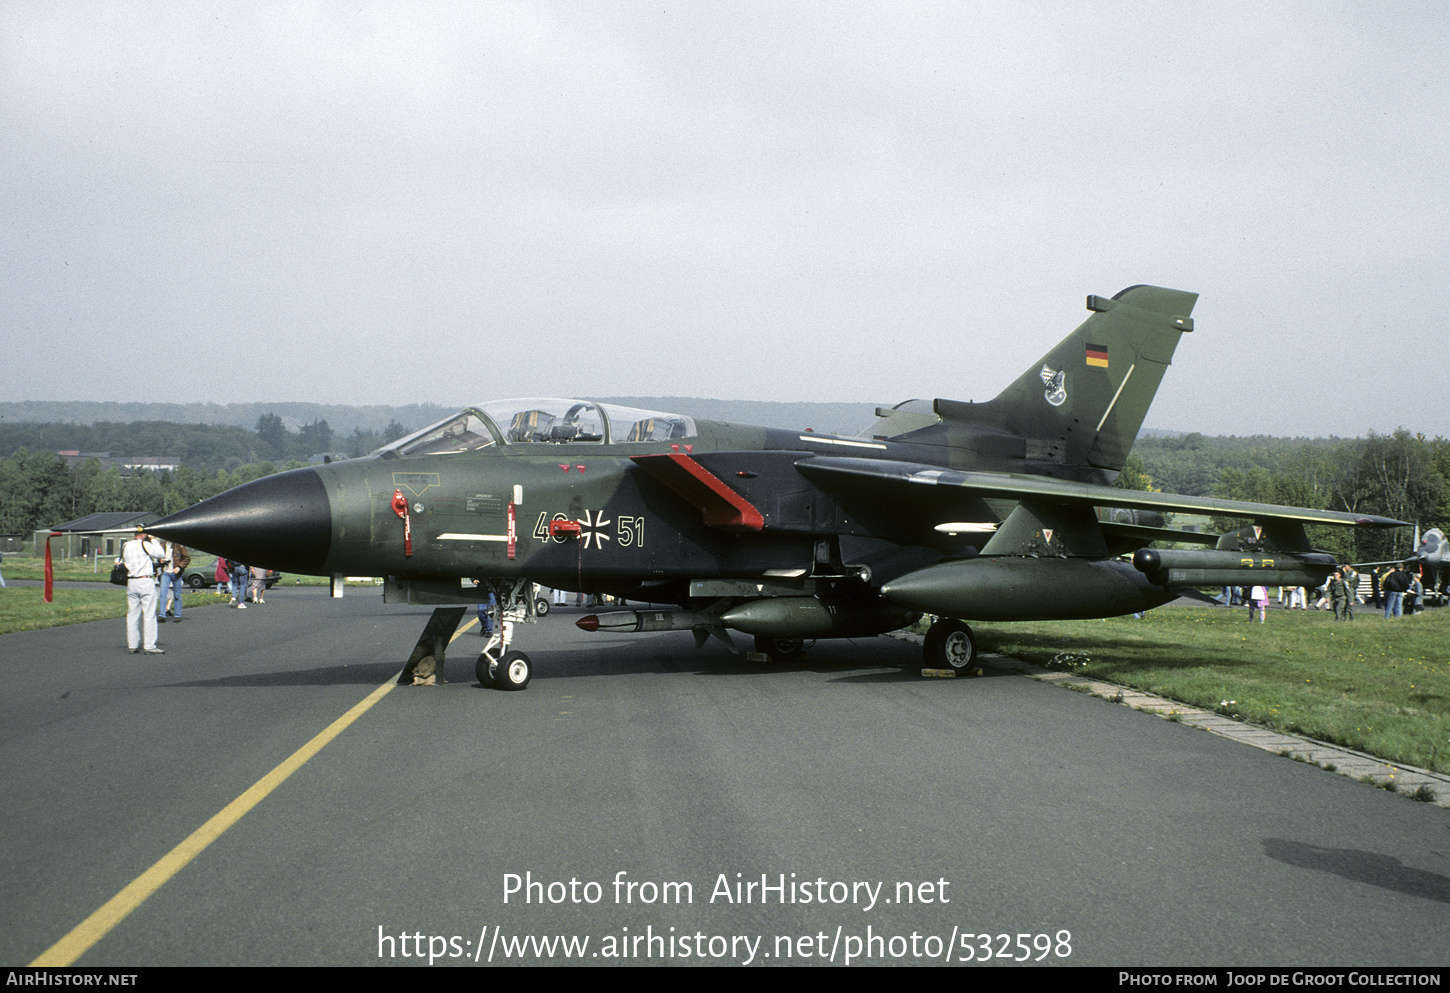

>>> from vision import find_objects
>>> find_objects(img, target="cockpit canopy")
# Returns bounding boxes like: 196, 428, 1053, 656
378, 399, 697, 456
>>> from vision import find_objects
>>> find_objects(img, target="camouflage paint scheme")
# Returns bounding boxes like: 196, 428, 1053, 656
151, 286, 1405, 686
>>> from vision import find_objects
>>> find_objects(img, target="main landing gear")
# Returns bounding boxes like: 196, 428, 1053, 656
752, 635, 810, 661
922, 618, 976, 673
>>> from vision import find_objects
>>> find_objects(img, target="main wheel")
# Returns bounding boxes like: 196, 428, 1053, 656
923, 619, 976, 672
535, 598, 551, 617
494, 650, 532, 690
753, 635, 806, 661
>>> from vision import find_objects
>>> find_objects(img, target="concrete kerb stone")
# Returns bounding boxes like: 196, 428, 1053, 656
891, 631, 1450, 808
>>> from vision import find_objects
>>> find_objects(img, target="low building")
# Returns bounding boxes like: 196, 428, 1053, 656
123, 457, 181, 473
34, 512, 160, 559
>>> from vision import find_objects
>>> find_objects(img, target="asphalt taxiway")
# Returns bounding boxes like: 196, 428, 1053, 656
1, 588, 1446, 966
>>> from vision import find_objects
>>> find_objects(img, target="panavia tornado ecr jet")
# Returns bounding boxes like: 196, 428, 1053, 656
150, 285, 1406, 689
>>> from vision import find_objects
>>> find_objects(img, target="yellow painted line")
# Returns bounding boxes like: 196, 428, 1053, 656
31, 616, 479, 966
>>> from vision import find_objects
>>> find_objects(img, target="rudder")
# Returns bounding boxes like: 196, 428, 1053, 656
946, 284, 1197, 477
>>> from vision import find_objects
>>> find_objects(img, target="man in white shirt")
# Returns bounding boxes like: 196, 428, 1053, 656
121, 529, 167, 654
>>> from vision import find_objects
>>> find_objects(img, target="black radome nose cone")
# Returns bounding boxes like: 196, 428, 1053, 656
150, 467, 332, 574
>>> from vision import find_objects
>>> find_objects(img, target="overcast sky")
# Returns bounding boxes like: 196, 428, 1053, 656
4, 2, 1447, 438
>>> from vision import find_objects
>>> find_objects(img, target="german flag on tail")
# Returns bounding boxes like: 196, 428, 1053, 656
1085, 343, 1109, 368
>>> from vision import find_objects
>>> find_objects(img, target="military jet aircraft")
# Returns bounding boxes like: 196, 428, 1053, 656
1353, 526, 1449, 607
1409, 528, 1448, 603
149, 285, 1405, 689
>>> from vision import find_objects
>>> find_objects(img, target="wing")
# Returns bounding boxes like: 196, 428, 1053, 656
795, 455, 1406, 538
628, 449, 1404, 569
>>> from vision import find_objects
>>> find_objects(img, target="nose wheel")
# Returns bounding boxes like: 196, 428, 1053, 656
479, 649, 532, 690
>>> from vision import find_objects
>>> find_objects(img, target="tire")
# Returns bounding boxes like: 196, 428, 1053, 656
753, 635, 805, 661
186, 574, 206, 589
476, 652, 497, 688
494, 650, 532, 690
923, 619, 976, 672
535, 598, 550, 617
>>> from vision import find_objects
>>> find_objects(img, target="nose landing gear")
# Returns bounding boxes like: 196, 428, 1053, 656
397, 580, 539, 689
476, 579, 535, 690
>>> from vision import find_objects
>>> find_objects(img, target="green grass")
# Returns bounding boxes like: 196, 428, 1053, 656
1, 553, 372, 587
965, 606, 1450, 773
0, 587, 225, 634
2, 554, 121, 583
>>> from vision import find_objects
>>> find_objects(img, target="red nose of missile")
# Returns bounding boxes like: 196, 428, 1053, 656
575, 615, 600, 632
149, 467, 333, 574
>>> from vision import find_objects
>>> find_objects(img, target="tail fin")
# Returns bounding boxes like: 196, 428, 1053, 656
931, 285, 1196, 480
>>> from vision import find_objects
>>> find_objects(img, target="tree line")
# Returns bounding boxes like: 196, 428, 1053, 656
1131, 429, 1448, 562
0, 414, 414, 535
0, 414, 413, 476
